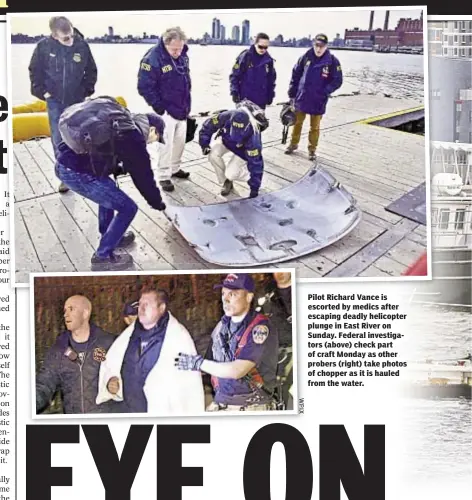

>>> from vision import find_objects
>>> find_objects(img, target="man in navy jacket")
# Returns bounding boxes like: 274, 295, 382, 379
28, 16, 97, 193
229, 33, 276, 110
55, 112, 167, 272
199, 108, 265, 197
285, 33, 343, 160
36, 295, 117, 414
137, 27, 191, 192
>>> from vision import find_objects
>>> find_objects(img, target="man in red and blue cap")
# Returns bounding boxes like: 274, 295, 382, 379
175, 273, 279, 412
285, 33, 343, 161
198, 107, 265, 197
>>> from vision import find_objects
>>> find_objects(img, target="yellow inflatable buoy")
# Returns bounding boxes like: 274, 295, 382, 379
13, 112, 51, 143
12, 100, 47, 114
12, 96, 128, 143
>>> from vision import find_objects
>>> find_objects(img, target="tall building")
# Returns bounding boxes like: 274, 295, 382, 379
232, 25, 240, 43
428, 21, 472, 145
220, 24, 226, 41
428, 20, 472, 57
274, 34, 284, 45
212, 18, 221, 40
108, 26, 114, 38
242, 19, 250, 44
429, 56, 472, 145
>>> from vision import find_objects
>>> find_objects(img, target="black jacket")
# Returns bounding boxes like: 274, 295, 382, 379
36, 324, 116, 414
261, 282, 292, 347
56, 128, 164, 210
28, 28, 97, 106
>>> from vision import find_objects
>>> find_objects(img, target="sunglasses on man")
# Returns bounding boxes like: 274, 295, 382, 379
256, 44, 269, 51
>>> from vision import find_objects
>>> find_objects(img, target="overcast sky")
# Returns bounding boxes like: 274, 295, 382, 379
10, 7, 423, 40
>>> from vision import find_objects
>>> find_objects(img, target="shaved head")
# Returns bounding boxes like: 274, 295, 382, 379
64, 295, 92, 333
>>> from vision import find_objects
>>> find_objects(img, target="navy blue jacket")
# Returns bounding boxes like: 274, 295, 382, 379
205, 310, 278, 406
28, 28, 97, 107
56, 129, 164, 210
288, 48, 343, 115
120, 313, 169, 413
199, 110, 264, 193
229, 46, 276, 109
36, 324, 116, 414
137, 40, 191, 120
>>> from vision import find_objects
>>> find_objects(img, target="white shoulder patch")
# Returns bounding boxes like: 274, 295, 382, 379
252, 324, 269, 344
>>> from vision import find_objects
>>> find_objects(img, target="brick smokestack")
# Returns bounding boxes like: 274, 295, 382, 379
369, 11, 375, 31
384, 10, 390, 31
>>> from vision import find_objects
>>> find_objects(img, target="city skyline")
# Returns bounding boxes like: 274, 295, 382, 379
9, 8, 423, 41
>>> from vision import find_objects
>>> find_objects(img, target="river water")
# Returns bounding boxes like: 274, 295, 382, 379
11, 43, 425, 113
401, 304, 471, 484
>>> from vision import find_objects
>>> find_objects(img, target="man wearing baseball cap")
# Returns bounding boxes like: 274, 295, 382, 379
175, 273, 279, 412
198, 105, 265, 197
285, 32, 343, 160
122, 300, 139, 326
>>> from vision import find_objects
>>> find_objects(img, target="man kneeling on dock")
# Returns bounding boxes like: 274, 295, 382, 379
55, 96, 167, 271
198, 102, 266, 197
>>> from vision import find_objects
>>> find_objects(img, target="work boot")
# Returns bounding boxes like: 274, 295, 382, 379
221, 179, 233, 196
91, 252, 134, 271
284, 144, 298, 155
117, 231, 136, 248
58, 182, 69, 193
159, 180, 175, 192
171, 169, 190, 179
308, 151, 317, 161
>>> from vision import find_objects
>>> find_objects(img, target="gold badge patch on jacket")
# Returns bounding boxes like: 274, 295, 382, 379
73, 53, 82, 63
93, 347, 107, 362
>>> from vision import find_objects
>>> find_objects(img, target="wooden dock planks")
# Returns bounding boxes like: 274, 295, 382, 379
12, 94, 427, 282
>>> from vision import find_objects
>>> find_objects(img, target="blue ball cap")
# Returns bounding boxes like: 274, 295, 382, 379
123, 300, 138, 316
229, 110, 250, 142
314, 33, 328, 45
214, 273, 255, 293
146, 113, 166, 144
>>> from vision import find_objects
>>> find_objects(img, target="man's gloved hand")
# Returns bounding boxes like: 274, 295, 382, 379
175, 353, 204, 371
202, 146, 211, 155
249, 190, 259, 199
154, 107, 165, 116
232, 94, 240, 104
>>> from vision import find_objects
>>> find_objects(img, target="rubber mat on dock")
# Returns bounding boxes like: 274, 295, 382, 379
163, 165, 362, 267
385, 182, 426, 225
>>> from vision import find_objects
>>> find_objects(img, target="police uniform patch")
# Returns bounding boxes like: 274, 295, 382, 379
252, 324, 269, 344
93, 347, 107, 362
141, 62, 151, 71
247, 148, 260, 157
233, 63, 240, 69
322, 66, 329, 78
73, 53, 82, 63
162, 64, 172, 73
